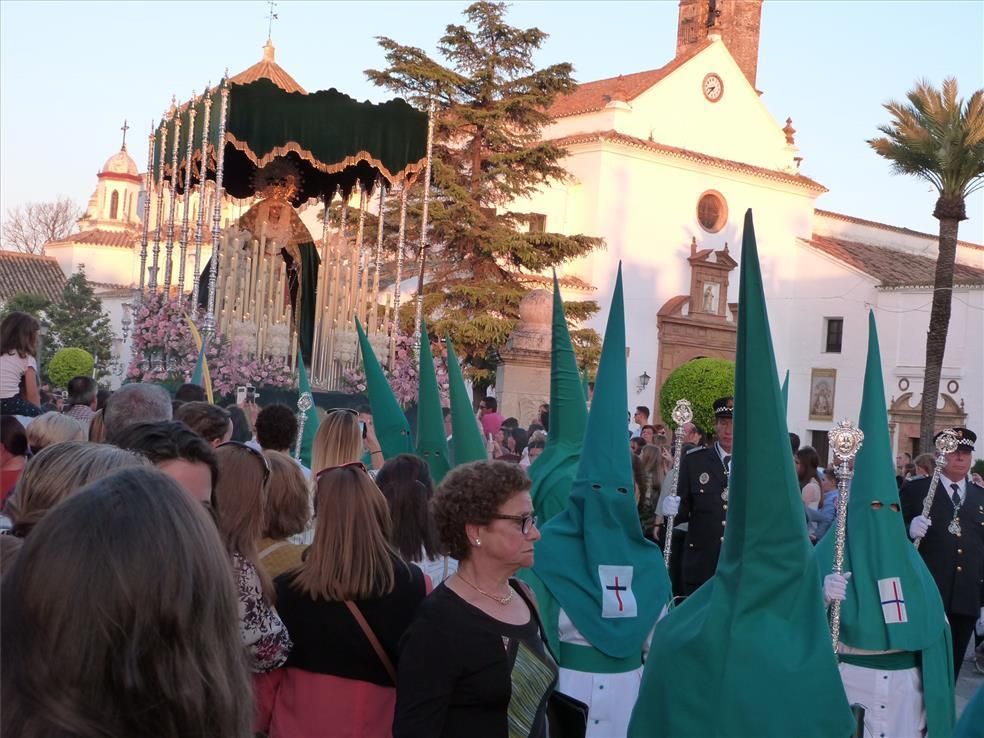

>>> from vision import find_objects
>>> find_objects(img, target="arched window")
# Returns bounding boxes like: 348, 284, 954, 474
109, 190, 119, 220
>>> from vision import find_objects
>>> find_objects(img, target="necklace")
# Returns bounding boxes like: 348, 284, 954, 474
947, 483, 964, 537
456, 572, 514, 605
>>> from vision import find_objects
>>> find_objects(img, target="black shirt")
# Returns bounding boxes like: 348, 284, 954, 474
393, 580, 557, 738
274, 559, 426, 686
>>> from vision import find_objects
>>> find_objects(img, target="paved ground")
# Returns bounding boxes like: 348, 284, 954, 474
956, 641, 982, 717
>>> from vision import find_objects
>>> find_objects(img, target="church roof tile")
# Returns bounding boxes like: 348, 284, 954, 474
45, 229, 137, 249
0, 251, 67, 303
814, 209, 983, 251
549, 129, 827, 192
229, 40, 306, 94
548, 41, 714, 119
803, 235, 984, 288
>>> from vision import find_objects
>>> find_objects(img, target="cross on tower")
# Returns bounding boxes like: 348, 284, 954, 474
266, 1, 278, 40
120, 119, 130, 151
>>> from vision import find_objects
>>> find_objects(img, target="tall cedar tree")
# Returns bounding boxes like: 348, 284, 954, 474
366, 1, 603, 394
44, 266, 115, 381
868, 78, 984, 450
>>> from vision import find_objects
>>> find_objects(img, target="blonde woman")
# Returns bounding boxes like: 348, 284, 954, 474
258, 450, 311, 580
6, 442, 150, 539
257, 463, 426, 737
214, 442, 291, 675
25, 412, 84, 453
311, 408, 384, 473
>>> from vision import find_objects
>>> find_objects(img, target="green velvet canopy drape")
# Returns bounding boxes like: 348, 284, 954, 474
154, 77, 428, 201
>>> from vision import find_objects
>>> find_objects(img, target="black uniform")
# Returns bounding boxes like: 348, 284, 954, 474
675, 444, 730, 595
901, 475, 984, 676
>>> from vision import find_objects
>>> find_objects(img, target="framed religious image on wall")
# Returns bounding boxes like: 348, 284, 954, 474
808, 368, 837, 422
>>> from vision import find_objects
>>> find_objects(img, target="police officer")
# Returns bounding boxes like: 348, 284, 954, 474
901, 427, 984, 678
662, 397, 733, 596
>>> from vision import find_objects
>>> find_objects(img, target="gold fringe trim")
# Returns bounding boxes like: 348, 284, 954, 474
225, 132, 427, 186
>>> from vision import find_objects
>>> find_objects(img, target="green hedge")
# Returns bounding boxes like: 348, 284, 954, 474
660, 357, 735, 434
47, 348, 95, 389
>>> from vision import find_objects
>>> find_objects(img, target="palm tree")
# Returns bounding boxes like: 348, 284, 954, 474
869, 78, 984, 451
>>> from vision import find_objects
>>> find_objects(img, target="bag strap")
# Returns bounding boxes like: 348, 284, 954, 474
442, 555, 449, 581
344, 600, 397, 684
258, 540, 290, 560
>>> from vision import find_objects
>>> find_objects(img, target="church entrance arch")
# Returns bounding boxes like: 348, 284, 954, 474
888, 391, 967, 457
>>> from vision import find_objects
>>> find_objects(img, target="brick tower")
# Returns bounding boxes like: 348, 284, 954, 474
676, 0, 764, 88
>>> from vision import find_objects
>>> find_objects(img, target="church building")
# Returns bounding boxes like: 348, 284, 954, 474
512, 0, 984, 459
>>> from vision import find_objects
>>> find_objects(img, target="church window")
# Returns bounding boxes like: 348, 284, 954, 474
696, 191, 727, 233
526, 213, 546, 233
109, 190, 119, 220
823, 317, 843, 353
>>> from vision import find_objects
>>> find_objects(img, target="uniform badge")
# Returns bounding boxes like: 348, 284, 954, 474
699, 472, 710, 484
598, 565, 637, 618
878, 578, 907, 624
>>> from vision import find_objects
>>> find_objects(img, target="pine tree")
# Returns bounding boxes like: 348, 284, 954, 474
45, 266, 115, 380
366, 1, 603, 394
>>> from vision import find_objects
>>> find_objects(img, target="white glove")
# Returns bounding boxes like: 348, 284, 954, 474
823, 572, 851, 605
662, 495, 681, 517
909, 515, 932, 541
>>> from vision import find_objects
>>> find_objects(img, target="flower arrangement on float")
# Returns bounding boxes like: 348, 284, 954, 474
125, 293, 294, 395
340, 332, 449, 408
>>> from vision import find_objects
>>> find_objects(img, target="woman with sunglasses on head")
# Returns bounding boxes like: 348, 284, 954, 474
394, 460, 555, 738
257, 462, 426, 737
312, 408, 384, 474
214, 442, 291, 676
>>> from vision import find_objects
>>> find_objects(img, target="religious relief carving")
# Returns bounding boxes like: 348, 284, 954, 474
654, 237, 738, 415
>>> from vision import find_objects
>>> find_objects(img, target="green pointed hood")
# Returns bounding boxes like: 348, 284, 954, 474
529, 264, 670, 659
356, 318, 412, 460
296, 349, 320, 468
630, 210, 854, 738
415, 320, 451, 484
445, 336, 487, 466
816, 311, 953, 737
529, 271, 589, 522
780, 369, 789, 413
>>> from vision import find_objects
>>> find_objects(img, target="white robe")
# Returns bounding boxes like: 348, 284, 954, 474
837, 644, 926, 738
556, 609, 653, 738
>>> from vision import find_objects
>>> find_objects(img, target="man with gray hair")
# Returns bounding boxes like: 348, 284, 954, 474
104, 384, 172, 443
63, 376, 98, 435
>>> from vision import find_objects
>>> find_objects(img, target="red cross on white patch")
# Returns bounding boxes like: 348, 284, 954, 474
598, 565, 637, 618
877, 577, 908, 624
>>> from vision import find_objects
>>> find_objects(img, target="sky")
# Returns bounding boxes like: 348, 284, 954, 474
1, 0, 982, 241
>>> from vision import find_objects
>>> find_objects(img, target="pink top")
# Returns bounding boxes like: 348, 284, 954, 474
480, 411, 505, 438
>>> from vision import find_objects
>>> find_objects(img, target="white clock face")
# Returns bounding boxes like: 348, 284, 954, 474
703, 74, 723, 102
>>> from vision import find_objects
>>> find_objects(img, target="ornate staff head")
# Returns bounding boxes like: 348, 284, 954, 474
671, 398, 694, 428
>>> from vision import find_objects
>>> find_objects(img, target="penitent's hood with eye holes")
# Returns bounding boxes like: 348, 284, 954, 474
815, 310, 953, 738
522, 263, 671, 659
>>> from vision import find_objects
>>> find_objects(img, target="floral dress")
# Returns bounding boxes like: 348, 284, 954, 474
234, 552, 291, 672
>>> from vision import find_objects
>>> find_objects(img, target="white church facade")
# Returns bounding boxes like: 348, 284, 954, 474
511, 0, 984, 459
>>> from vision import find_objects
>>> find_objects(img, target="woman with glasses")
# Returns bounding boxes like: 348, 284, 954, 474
394, 460, 555, 738
214, 442, 291, 675
257, 462, 426, 737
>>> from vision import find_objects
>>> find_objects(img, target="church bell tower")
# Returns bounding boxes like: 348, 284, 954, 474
676, 0, 764, 88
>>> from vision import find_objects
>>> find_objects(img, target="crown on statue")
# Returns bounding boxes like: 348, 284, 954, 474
253, 159, 302, 203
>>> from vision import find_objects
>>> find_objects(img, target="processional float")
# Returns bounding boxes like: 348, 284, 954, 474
138, 55, 432, 390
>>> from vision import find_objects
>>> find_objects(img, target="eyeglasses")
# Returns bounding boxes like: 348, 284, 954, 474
491, 512, 538, 536
216, 441, 271, 484
316, 460, 368, 479
329, 407, 359, 416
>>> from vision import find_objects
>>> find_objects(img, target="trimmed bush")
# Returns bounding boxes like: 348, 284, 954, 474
660, 357, 735, 434
48, 347, 95, 389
